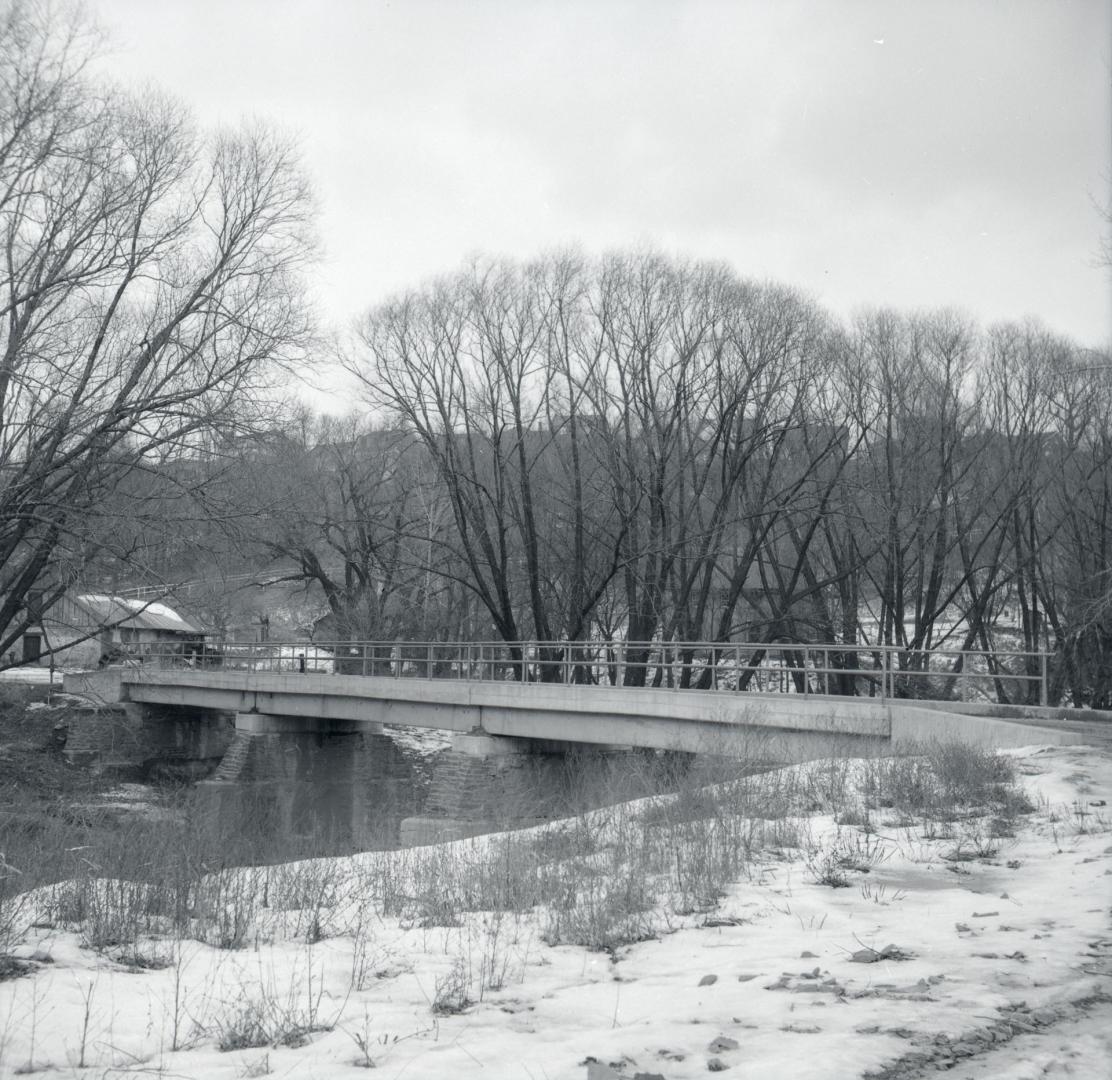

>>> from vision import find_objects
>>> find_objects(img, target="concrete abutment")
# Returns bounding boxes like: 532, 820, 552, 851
61, 700, 234, 779
399, 730, 574, 846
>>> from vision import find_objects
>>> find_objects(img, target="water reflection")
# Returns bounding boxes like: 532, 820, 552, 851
194, 727, 443, 852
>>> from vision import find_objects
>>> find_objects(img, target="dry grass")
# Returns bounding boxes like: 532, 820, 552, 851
0, 737, 1040, 1003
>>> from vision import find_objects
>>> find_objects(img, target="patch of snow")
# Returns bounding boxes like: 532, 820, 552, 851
0, 745, 1108, 1078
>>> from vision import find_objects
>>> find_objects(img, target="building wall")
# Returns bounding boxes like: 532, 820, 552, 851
34, 626, 102, 669
16, 595, 203, 670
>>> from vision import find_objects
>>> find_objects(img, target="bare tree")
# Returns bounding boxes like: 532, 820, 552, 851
351, 254, 629, 677
983, 324, 1112, 704
236, 415, 457, 642
0, 3, 315, 664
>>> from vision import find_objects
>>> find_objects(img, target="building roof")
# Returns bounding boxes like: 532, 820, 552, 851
72, 595, 205, 635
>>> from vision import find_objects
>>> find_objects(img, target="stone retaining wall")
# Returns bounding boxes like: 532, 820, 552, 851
62, 703, 234, 776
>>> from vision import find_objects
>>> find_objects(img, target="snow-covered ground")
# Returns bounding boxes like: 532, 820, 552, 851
0, 666, 67, 684
1, 745, 1109, 1079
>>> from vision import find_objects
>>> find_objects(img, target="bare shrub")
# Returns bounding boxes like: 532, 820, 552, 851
214, 957, 334, 1052
431, 954, 471, 1015
542, 855, 660, 952
805, 827, 892, 888
262, 860, 347, 942
859, 741, 1032, 830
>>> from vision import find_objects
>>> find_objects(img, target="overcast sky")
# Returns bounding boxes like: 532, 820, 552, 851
94, 0, 1111, 407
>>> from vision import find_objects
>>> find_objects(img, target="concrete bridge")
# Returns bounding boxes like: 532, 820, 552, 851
64, 657, 1082, 761
63, 644, 1089, 844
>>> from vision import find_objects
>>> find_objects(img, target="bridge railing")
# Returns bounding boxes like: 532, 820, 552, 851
135, 639, 1051, 706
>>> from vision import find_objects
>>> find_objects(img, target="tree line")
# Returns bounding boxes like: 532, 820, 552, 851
218, 253, 1110, 706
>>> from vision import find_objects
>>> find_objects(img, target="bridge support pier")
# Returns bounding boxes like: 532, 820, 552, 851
450, 731, 532, 757
399, 730, 576, 846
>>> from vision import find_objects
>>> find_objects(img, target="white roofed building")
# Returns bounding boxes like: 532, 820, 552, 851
13, 593, 208, 670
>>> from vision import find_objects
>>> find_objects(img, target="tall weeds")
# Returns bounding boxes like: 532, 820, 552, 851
1, 739, 1035, 968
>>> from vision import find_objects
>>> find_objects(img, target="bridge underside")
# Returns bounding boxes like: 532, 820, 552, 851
64, 668, 1082, 759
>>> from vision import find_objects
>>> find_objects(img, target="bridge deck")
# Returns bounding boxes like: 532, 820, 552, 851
64, 667, 1084, 756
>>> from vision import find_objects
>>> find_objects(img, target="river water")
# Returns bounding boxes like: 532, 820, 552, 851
91, 724, 449, 856
205, 727, 451, 850
86, 713, 694, 860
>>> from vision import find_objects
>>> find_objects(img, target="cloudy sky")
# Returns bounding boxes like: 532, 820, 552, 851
94, 0, 1111, 404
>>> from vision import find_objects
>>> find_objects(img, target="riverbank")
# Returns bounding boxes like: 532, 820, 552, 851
0, 684, 104, 800
0, 739, 1108, 1078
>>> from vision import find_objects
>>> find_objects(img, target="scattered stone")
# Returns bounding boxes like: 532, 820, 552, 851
707, 1059, 727, 1073
633, 1073, 666, 1080
971, 911, 999, 918
850, 944, 914, 963
586, 1060, 622, 1080
698, 974, 718, 986
707, 1036, 739, 1053
657, 1048, 686, 1062
795, 981, 845, 996
736, 974, 758, 982
800, 950, 817, 958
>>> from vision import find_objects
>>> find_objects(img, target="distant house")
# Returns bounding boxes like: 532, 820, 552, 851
16, 593, 207, 670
